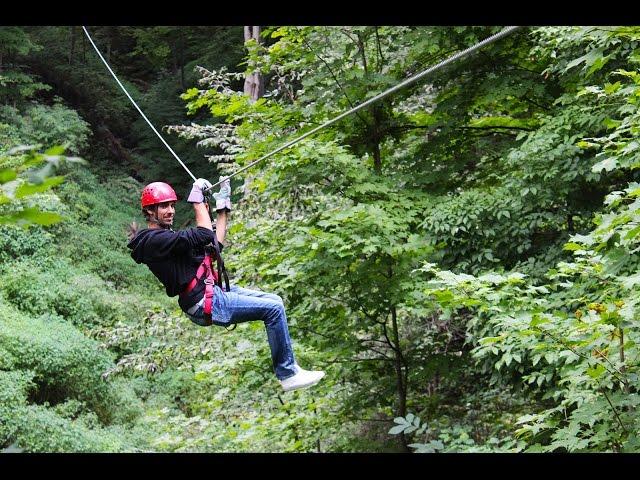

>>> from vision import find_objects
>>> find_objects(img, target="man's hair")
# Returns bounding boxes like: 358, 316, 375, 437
141, 206, 157, 222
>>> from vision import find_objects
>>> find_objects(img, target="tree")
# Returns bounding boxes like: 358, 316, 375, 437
243, 26, 264, 101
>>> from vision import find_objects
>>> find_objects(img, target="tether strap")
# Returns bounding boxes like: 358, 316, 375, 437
208, 236, 235, 331
181, 239, 231, 327
211, 235, 230, 292
181, 252, 217, 326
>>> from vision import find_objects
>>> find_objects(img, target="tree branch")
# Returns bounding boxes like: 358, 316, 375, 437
457, 125, 534, 132
534, 326, 628, 386
601, 387, 628, 434
302, 36, 370, 128
374, 26, 385, 73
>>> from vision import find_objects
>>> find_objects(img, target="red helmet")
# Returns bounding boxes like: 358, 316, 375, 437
141, 182, 178, 208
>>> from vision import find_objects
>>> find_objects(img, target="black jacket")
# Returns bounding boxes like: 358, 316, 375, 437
128, 226, 222, 311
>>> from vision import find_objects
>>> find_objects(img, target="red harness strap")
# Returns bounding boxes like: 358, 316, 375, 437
181, 253, 219, 325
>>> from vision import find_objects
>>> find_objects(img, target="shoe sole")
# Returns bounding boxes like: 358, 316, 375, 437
282, 372, 325, 392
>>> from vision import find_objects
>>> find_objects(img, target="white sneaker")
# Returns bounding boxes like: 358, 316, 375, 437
279, 366, 325, 392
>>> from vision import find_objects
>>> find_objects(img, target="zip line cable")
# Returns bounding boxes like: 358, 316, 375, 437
83, 26, 522, 191
203, 26, 521, 190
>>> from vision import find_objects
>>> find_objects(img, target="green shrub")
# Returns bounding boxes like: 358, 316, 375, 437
3, 404, 129, 452
0, 225, 53, 264
0, 303, 142, 425
0, 369, 35, 407
0, 102, 91, 154
0, 370, 34, 447
49, 168, 163, 293
0, 257, 145, 327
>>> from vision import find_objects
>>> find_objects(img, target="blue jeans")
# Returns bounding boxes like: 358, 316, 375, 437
185, 285, 297, 380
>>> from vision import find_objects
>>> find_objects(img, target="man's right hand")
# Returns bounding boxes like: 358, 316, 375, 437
187, 178, 212, 203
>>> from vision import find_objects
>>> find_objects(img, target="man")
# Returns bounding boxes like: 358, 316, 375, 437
127, 178, 325, 392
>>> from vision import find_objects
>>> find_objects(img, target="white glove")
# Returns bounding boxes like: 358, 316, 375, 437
187, 178, 212, 203
213, 177, 231, 212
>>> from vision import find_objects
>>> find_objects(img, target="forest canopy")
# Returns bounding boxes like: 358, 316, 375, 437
1, 26, 640, 453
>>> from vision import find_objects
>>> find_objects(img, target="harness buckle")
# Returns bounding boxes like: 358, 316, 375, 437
204, 278, 214, 285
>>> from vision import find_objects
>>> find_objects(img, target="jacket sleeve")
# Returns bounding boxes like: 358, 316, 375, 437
147, 227, 218, 258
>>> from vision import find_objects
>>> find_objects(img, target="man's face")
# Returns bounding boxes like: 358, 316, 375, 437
156, 201, 176, 227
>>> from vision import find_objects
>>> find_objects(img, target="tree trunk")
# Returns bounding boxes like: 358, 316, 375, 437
357, 31, 368, 75
172, 47, 178, 75
81, 29, 86, 64
69, 26, 76, 65
373, 141, 382, 174
371, 104, 383, 173
243, 26, 264, 101
96, 124, 133, 164
179, 30, 186, 90
390, 304, 410, 452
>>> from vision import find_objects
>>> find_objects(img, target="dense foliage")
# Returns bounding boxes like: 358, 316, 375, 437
1, 25, 640, 453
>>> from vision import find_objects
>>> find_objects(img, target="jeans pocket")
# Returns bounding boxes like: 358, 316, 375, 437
212, 285, 234, 323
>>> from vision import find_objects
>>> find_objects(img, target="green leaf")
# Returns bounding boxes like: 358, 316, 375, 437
480, 336, 502, 345
0, 207, 62, 226
44, 145, 66, 156
479, 273, 505, 284
602, 117, 621, 129
624, 225, 640, 240
586, 364, 606, 379
0, 169, 17, 184
565, 47, 606, 73
620, 272, 640, 290
389, 424, 408, 435
603, 82, 621, 95
15, 176, 65, 198
468, 116, 537, 130
530, 315, 549, 327
591, 157, 618, 172
408, 443, 436, 453
194, 371, 208, 382
577, 140, 600, 149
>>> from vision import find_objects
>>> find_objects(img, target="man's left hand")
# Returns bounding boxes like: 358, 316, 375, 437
213, 177, 232, 212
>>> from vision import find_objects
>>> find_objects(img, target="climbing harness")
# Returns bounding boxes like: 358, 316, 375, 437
82, 26, 522, 190
179, 233, 231, 327
178, 229, 233, 329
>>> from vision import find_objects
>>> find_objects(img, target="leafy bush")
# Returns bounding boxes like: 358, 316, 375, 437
0, 302, 142, 425
0, 370, 35, 447
0, 102, 91, 154
2, 404, 132, 452
0, 224, 52, 264
0, 257, 142, 327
